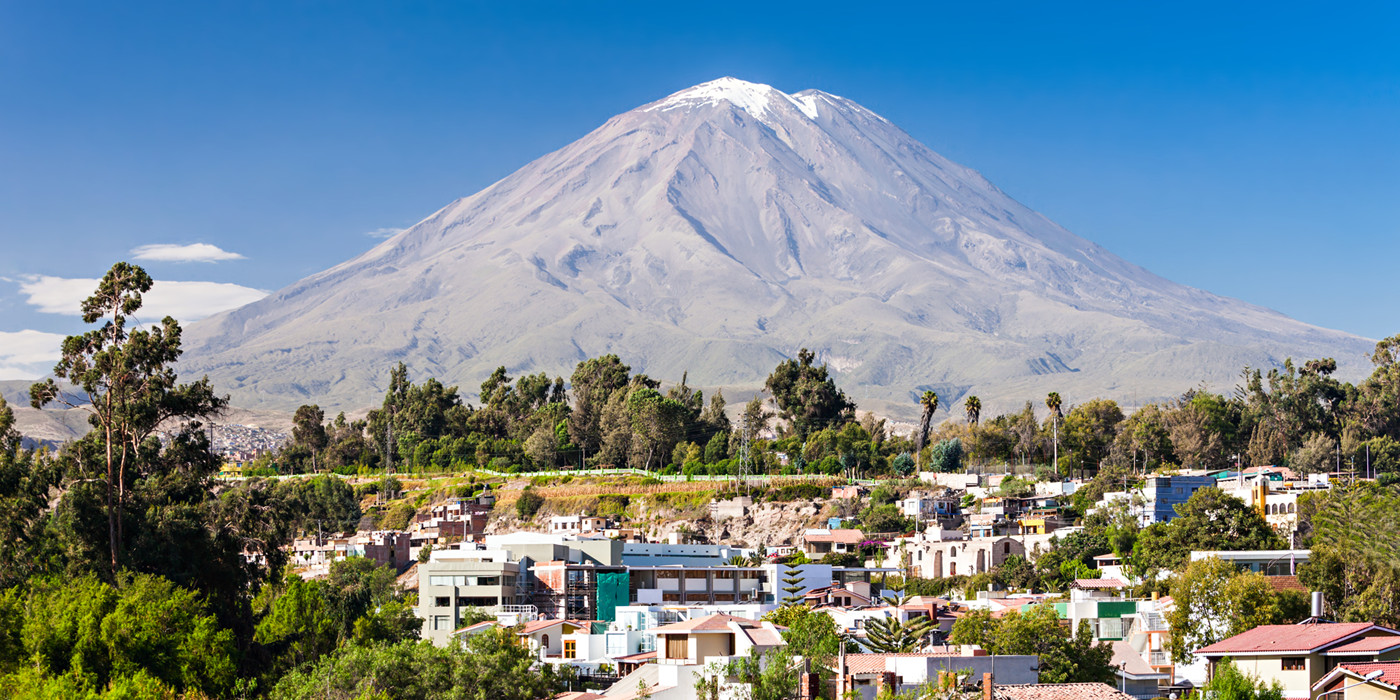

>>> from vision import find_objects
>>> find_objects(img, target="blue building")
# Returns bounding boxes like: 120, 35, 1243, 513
1142, 475, 1217, 524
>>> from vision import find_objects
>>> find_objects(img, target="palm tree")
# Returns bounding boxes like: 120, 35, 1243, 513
964, 395, 981, 426
914, 390, 939, 468
1046, 391, 1063, 476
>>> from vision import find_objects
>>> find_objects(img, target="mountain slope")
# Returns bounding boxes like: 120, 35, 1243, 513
179, 78, 1373, 418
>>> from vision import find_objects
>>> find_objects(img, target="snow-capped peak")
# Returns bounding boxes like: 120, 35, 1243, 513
645, 77, 821, 121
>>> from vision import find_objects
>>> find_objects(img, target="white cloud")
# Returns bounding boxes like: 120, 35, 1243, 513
18, 275, 269, 322
365, 227, 404, 239
0, 330, 66, 380
130, 243, 245, 263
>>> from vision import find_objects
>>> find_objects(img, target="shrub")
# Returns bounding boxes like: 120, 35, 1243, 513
516, 489, 546, 519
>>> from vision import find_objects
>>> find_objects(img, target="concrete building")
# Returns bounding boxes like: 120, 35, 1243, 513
622, 542, 753, 568
1139, 475, 1217, 525
416, 549, 523, 645
890, 529, 1027, 578
360, 530, 411, 572
628, 565, 766, 605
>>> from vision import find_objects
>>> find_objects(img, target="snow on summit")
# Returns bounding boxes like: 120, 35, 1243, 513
646, 77, 822, 121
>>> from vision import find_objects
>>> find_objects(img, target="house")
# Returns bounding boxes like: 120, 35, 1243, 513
1110, 641, 1171, 699
839, 649, 1040, 700
1313, 662, 1400, 700
609, 613, 787, 700
550, 514, 608, 535
802, 528, 867, 557
803, 580, 874, 608
652, 613, 786, 666
518, 619, 589, 659
1194, 622, 1400, 699
833, 485, 865, 500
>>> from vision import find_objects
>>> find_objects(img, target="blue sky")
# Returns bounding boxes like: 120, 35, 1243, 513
1, 1, 1396, 378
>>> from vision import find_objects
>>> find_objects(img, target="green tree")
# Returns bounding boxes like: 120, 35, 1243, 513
292, 404, 328, 471
928, 438, 963, 473
764, 349, 855, 439
1168, 557, 1301, 663
1061, 398, 1124, 476
764, 607, 847, 665
516, 487, 546, 519
0, 396, 61, 588
4, 572, 235, 697
950, 604, 1114, 684
1132, 487, 1284, 573
864, 616, 933, 653
1191, 660, 1284, 700
270, 628, 562, 700
30, 262, 227, 574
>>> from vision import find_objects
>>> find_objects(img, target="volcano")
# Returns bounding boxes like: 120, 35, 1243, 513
179, 78, 1372, 418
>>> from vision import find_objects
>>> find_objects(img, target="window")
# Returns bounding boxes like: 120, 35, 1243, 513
1282, 658, 1306, 671
666, 636, 688, 660
564, 640, 577, 659
435, 596, 451, 607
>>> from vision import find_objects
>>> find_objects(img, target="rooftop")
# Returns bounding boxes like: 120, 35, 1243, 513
1319, 662, 1400, 691
650, 613, 764, 635
1072, 579, 1128, 590
803, 528, 866, 544
999, 683, 1138, 700
1195, 623, 1385, 656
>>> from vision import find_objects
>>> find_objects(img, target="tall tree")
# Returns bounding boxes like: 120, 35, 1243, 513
764, 349, 855, 439
292, 404, 328, 471
30, 262, 226, 574
914, 391, 939, 468
964, 395, 981, 426
1047, 392, 1063, 474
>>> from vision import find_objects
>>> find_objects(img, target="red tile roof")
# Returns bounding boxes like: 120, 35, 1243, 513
998, 683, 1138, 700
1195, 623, 1383, 656
519, 619, 583, 635
613, 650, 657, 662
1329, 637, 1400, 654
1073, 579, 1128, 590
651, 613, 759, 634
1323, 662, 1400, 690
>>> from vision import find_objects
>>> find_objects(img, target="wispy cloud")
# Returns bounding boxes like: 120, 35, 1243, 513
130, 243, 245, 263
0, 329, 66, 380
18, 275, 268, 322
365, 227, 404, 239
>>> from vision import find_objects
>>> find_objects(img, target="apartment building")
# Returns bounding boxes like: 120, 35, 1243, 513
416, 549, 523, 646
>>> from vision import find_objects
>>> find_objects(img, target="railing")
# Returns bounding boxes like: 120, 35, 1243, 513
1149, 651, 1172, 666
